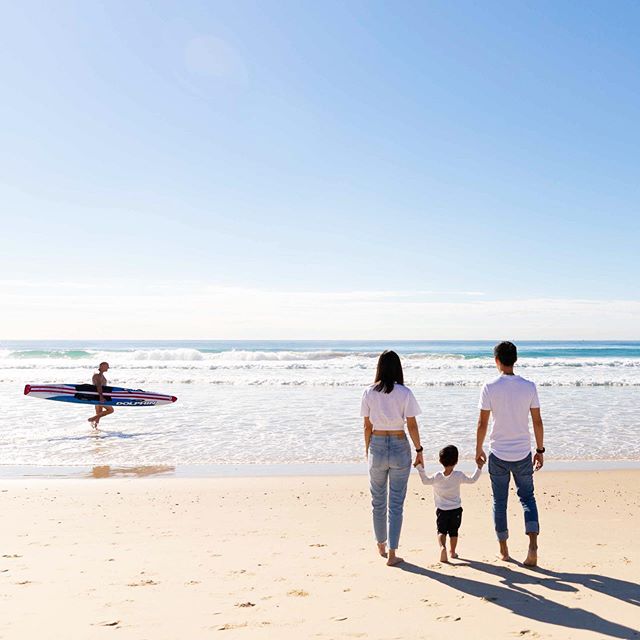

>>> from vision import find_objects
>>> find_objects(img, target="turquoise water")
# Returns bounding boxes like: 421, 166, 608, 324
3, 339, 640, 359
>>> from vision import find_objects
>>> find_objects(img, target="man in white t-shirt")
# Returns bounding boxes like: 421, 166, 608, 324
476, 341, 545, 566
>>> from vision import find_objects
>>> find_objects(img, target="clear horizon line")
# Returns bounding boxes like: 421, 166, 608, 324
2, 338, 640, 343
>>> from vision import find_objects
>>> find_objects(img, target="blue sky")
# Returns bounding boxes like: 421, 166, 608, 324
1, 1, 639, 338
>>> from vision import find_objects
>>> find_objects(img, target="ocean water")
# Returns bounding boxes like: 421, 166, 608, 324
1, 340, 639, 466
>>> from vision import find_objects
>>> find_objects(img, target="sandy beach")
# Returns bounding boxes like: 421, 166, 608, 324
1, 470, 638, 639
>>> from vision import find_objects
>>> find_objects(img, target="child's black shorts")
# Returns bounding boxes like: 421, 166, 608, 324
436, 507, 463, 537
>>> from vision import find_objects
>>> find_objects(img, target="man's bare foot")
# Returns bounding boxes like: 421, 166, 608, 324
524, 548, 538, 567
498, 541, 510, 561
387, 552, 403, 566
377, 542, 388, 558
439, 548, 448, 563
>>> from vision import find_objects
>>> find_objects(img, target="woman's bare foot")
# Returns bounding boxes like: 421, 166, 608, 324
387, 551, 403, 566
377, 542, 387, 558
439, 548, 449, 563
524, 547, 538, 567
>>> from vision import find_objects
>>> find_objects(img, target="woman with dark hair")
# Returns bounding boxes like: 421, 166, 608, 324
361, 350, 423, 566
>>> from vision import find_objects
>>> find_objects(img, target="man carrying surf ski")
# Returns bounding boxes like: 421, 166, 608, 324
88, 362, 114, 428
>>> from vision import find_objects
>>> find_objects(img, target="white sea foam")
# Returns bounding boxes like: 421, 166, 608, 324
131, 348, 205, 361
3, 351, 640, 386
208, 349, 351, 361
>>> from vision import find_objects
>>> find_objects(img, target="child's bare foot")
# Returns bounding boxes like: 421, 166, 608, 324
377, 542, 387, 558
524, 548, 538, 567
439, 548, 448, 563
450, 551, 459, 559
387, 551, 403, 566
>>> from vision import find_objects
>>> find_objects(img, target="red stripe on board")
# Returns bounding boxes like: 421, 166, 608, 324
29, 386, 75, 392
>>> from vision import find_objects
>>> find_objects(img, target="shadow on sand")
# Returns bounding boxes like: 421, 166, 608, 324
462, 558, 640, 608
399, 560, 640, 639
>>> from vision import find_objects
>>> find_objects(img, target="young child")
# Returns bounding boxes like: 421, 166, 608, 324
417, 445, 484, 563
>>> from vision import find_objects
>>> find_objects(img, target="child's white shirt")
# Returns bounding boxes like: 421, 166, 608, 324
416, 465, 482, 510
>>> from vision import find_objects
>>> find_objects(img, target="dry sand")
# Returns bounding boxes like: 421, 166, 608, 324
1, 470, 638, 639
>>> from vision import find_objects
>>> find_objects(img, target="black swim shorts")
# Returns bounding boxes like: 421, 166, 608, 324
436, 507, 463, 537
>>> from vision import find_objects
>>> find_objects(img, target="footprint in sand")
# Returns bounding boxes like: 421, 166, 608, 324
235, 602, 255, 608
127, 579, 158, 587
218, 623, 248, 631
287, 589, 309, 597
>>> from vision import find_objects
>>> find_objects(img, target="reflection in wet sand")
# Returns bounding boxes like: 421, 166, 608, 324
90, 465, 175, 479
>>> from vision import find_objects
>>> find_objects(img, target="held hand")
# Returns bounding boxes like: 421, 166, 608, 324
413, 452, 424, 468
477, 457, 486, 469
533, 452, 544, 471
476, 449, 487, 466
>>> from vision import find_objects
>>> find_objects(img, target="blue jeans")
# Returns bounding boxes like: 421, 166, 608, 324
489, 453, 540, 541
368, 434, 412, 550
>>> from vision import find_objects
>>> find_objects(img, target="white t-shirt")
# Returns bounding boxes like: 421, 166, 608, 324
360, 384, 421, 430
416, 465, 482, 510
478, 374, 540, 462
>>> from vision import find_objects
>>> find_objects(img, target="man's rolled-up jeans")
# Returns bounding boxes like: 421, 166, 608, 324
489, 452, 540, 541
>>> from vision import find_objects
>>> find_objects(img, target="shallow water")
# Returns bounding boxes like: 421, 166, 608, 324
1, 341, 639, 465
